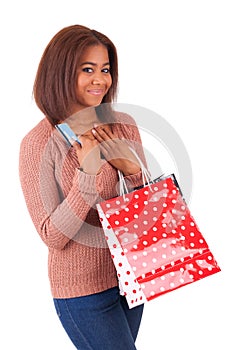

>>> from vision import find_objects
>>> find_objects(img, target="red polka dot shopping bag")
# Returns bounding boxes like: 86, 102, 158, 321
96, 153, 221, 309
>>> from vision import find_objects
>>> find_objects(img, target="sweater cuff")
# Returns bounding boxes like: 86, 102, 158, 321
75, 169, 104, 194
124, 170, 144, 188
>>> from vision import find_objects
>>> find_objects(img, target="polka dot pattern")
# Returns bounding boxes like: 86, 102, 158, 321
96, 175, 221, 308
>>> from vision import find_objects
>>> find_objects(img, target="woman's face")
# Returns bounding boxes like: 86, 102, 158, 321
74, 44, 112, 112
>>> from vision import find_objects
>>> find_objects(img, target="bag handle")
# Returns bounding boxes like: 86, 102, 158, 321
118, 146, 153, 198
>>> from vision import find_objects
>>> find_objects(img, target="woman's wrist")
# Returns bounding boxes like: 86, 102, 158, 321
121, 164, 141, 176
79, 166, 101, 175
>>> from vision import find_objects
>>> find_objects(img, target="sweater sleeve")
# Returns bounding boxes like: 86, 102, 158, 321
19, 130, 104, 251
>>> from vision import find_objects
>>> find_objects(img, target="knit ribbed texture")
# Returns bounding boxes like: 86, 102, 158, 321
19, 112, 146, 298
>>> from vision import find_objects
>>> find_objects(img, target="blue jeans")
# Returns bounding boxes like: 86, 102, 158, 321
53, 287, 144, 350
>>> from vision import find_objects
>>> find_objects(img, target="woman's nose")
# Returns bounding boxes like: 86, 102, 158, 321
92, 71, 104, 84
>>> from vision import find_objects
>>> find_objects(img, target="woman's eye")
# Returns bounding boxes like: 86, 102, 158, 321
82, 67, 110, 73
82, 67, 93, 73
102, 68, 110, 73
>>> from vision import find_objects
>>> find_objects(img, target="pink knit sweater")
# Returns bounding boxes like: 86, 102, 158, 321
19, 112, 146, 298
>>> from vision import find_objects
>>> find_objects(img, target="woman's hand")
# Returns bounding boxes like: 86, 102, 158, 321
72, 133, 103, 175
91, 123, 141, 175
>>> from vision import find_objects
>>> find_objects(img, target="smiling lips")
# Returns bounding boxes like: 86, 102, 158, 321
87, 89, 104, 96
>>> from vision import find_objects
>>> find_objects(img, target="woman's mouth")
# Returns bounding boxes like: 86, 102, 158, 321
87, 89, 104, 96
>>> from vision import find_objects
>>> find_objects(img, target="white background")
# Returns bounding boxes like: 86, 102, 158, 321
1, 1, 232, 349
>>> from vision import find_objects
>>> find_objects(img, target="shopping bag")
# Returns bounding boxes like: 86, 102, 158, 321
96, 153, 221, 309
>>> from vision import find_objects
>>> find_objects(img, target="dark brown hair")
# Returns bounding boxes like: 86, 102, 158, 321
33, 25, 118, 125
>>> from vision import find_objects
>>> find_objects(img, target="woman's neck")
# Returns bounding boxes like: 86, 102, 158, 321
65, 107, 100, 135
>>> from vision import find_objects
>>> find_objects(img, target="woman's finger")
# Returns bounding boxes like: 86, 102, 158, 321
71, 134, 90, 151
92, 124, 114, 140
72, 139, 82, 152
91, 128, 103, 141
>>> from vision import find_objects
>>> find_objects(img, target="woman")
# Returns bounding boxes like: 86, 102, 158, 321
19, 24, 147, 349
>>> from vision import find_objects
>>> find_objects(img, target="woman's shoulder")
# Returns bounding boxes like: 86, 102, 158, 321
112, 110, 140, 139
20, 118, 53, 148
113, 110, 137, 126
19, 118, 55, 160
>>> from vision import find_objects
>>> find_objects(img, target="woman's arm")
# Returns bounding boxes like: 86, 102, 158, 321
19, 132, 104, 251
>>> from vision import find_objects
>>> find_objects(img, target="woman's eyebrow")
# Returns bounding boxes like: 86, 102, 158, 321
80, 61, 110, 67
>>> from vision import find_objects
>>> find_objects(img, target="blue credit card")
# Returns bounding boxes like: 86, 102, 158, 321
55, 123, 81, 146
